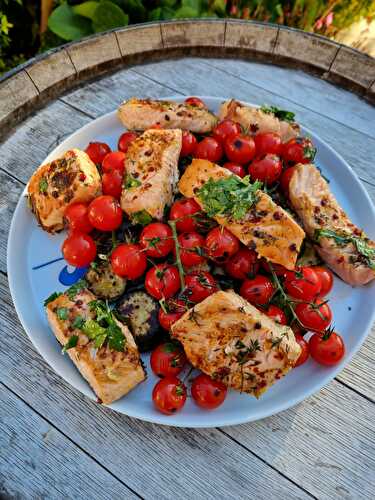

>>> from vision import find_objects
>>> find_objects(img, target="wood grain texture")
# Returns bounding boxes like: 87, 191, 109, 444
328, 46, 375, 90
161, 20, 225, 48
0, 384, 137, 500
0, 276, 309, 500
224, 20, 278, 54
0, 71, 38, 126
116, 24, 163, 56
26, 49, 76, 93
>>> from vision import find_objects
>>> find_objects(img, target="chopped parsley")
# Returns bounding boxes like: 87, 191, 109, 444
130, 210, 153, 226
62, 335, 78, 353
66, 279, 87, 301
44, 291, 62, 307
72, 315, 85, 329
39, 178, 48, 193
315, 228, 375, 270
197, 175, 262, 222
124, 174, 141, 190
260, 105, 295, 123
236, 339, 261, 365
56, 307, 68, 320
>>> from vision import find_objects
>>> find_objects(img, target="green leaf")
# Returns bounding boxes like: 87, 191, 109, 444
260, 105, 296, 123
181, 0, 202, 12
82, 319, 106, 340
66, 279, 87, 301
48, 4, 93, 42
148, 7, 162, 21
72, 315, 85, 329
92, 1, 128, 33
116, 0, 146, 22
39, 178, 48, 193
62, 335, 78, 353
130, 210, 153, 226
174, 6, 199, 18
210, 0, 226, 16
72, 1, 99, 20
124, 173, 141, 190
107, 323, 126, 351
44, 292, 62, 307
160, 0, 178, 7
56, 307, 69, 321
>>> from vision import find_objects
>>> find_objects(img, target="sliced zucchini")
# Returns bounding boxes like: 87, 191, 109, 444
86, 261, 126, 300
115, 291, 161, 352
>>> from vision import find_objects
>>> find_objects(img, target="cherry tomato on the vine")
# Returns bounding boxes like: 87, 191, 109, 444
140, 222, 174, 258
177, 231, 206, 268
212, 120, 241, 144
150, 342, 187, 378
191, 373, 227, 410
225, 247, 259, 280
169, 198, 201, 233
195, 137, 223, 162
158, 299, 186, 331
205, 227, 240, 264
185, 272, 218, 303
110, 243, 147, 280
223, 162, 246, 178
240, 275, 274, 306
85, 142, 111, 165
145, 264, 180, 300
152, 377, 187, 415
64, 203, 93, 234
265, 305, 287, 325
254, 132, 282, 156
313, 266, 334, 297
118, 131, 138, 153
224, 134, 256, 165
181, 131, 198, 158
284, 266, 321, 301
88, 195, 122, 231
294, 333, 310, 367
295, 298, 332, 332
102, 151, 126, 174
280, 166, 296, 196
282, 137, 316, 166
309, 331, 345, 366
248, 154, 282, 185
102, 169, 123, 199
62, 232, 96, 268
261, 259, 288, 278
185, 96, 206, 108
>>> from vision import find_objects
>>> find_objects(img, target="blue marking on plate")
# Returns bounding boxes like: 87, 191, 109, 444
59, 265, 88, 286
32, 256, 65, 270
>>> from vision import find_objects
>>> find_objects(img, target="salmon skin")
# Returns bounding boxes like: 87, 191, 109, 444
219, 99, 300, 143
46, 287, 146, 404
121, 128, 182, 221
171, 290, 301, 398
118, 97, 218, 133
178, 159, 305, 270
289, 163, 375, 286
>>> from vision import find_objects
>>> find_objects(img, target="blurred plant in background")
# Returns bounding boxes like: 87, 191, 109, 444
1, 0, 374, 75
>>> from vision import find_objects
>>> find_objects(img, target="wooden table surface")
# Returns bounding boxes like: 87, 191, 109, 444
1, 55, 375, 500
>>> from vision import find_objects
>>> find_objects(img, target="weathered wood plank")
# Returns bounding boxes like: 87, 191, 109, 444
0, 273, 310, 500
0, 384, 137, 500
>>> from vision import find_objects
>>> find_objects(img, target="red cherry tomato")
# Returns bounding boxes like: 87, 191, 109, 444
205, 227, 240, 264
88, 195, 122, 231
140, 222, 174, 258
152, 377, 187, 415
169, 198, 201, 233
240, 275, 274, 306
118, 131, 138, 153
110, 243, 147, 280
294, 333, 310, 367
102, 169, 123, 199
62, 232, 96, 268
212, 120, 241, 144
85, 142, 111, 165
158, 299, 186, 331
280, 166, 296, 196
295, 299, 332, 333
64, 203, 93, 234
261, 259, 288, 278
180, 131, 198, 158
177, 232, 206, 268
313, 266, 334, 297
191, 373, 227, 410
284, 267, 321, 301
249, 154, 282, 185
102, 151, 126, 174
224, 134, 256, 165
223, 162, 246, 178
265, 305, 287, 325
185, 272, 218, 303
254, 132, 282, 156
145, 264, 180, 300
185, 96, 206, 108
282, 137, 316, 166
195, 137, 223, 162
309, 331, 345, 366
150, 342, 187, 378
225, 247, 259, 280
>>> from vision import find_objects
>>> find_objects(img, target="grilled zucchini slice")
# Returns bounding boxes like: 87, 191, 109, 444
86, 261, 126, 300
115, 291, 161, 352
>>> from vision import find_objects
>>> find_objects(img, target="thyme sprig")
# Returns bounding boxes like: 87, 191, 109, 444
168, 219, 185, 289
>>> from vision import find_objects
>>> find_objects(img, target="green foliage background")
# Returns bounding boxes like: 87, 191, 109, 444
1, 0, 374, 75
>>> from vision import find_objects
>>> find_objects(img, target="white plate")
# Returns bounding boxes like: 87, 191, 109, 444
7, 96, 375, 428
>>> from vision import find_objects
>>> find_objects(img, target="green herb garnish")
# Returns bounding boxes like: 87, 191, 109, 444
130, 210, 153, 226
197, 175, 262, 222
39, 178, 48, 193
66, 279, 87, 301
44, 291, 62, 307
56, 307, 68, 320
236, 339, 261, 365
124, 174, 141, 190
72, 315, 85, 330
260, 105, 295, 123
62, 335, 78, 353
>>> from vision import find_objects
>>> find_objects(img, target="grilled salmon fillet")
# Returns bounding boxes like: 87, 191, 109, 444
219, 100, 300, 143
121, 128, 182, 220
171, 290, 300, 397
289, 163, 375, 286
118, 98, 218, 133
179, 159, 305, 270
28, 149, 101, 233
46, 288, 145, 404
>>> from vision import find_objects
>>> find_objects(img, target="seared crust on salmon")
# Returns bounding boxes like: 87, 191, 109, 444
289, 163, 375, 286
46, 289, 145, 404
179, 159, 305, 270
171, 290, 301, 397
121, 128, 182, 220
219, 100, 300, 142
28, 149, 101, 233
118, 98, 218, 133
